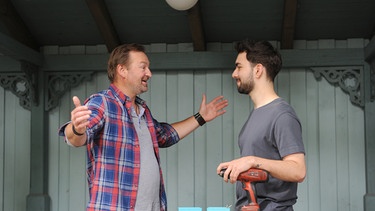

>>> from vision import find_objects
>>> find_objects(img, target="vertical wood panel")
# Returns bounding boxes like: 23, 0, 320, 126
289, 69, 308, 211
4, 91, 16, 211
48, 105, 61, 211
305, 71, 321, 211
177, 71, 195, 206
68, 85, 88, 211
14, 101, 30, 211
348, 105, 366, 211
1, 90, 30, 211
58, 90, 74, 211
335, 87, 350, 211
165, 70, 179, 209
0, 88, 4, 210
221, 70, 236, 207
193, 71, 208, 208
206, 71, 225, 207
319, 79, 338, 211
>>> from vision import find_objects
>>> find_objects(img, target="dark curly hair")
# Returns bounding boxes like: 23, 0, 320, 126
235, 39, 282, 82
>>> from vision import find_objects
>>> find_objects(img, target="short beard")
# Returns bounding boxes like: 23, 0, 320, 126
237, 81, 253, 95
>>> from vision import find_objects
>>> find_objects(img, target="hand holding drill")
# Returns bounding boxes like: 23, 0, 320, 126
219, 168, 269, 211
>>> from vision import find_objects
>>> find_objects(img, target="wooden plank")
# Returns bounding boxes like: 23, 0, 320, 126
48, 103, 61, 211
305, 71, 321, 211
289, 69, 308, 210
335, 87, 350, 211
84, 0, 120, 52
348, 104, 366, 211
187, 2, 206, 51
0, 32, 43, 66
281, 0, 298, 49
177, 71, 195, 206
165, 70, 179, 210
4, 91, 17, 211
58, 90, 72, 211
0, 0, 39, 50
0, 87, 4, 210
14, 98, 30, 210
69, 84, 88, 211
41, 49, 364, 73
318, 78, 338, 211
206, 71, 224, 206
221, 70, 235, 207
193, 71, 207, 208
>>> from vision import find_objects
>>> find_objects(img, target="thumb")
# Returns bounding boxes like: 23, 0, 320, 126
72, 96, 82, 108
201, 94, 206, 105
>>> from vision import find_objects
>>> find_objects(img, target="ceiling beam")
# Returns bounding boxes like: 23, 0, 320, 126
281, 0, 298, 49
0, 0, 39, 50
85, 0, 121, 52
0, 32, 43, 66
187, 2, 206, 51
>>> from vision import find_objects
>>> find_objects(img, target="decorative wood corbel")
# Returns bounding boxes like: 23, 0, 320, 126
310, 66, 364, 108
0, 61, 38, 110
45, 71, 94, 111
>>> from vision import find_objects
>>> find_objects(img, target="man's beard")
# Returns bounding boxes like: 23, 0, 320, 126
237, 80, 253, 95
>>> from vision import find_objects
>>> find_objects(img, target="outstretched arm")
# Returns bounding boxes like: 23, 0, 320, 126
171, 94, 228, 139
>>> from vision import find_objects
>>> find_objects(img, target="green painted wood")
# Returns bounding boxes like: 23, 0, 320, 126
165, 70, 179, 210
0, 32, 43, 66
289, 69, 308, 211
177, 71, 195, 207
38, 48, 364, 73
305, 71, 321, 211
0, 87, 4, 210
193, 71, 208, 208
206, 71, 225, 207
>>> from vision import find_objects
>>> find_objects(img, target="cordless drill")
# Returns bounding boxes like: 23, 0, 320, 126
219, 168, 269, 211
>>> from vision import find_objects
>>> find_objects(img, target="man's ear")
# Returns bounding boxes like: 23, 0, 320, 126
254, 63, 264, 78
117, 64, 127, 79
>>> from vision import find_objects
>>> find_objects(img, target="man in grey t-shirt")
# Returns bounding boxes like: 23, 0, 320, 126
217, 40, 306, 211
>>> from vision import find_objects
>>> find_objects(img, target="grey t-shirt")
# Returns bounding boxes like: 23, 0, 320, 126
132, 106, 161, 211
236, 98, 305, 211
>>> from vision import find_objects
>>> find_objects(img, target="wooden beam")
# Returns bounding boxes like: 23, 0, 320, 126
187, 2, 206, 51
0, 0, 39, 50
40, 49, 364, 72
281, 0, 298, 49
0, 32, 43, 66
85, 0, 121, 52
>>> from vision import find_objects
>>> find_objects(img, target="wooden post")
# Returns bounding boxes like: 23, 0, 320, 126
364, 36, 375, 211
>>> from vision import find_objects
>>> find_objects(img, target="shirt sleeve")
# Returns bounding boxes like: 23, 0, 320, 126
274, 112, 305, 158
153, 119, 180, 148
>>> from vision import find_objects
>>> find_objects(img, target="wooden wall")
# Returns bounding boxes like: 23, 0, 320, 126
0, 39, 369, 211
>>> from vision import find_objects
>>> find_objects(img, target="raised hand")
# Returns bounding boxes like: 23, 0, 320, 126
198, 94, 228, 122
70, 96, 91, 134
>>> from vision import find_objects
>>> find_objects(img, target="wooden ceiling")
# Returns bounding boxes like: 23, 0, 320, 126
0, 0, 374, 53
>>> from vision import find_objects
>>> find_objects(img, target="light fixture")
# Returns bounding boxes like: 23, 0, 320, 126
165, 0, 198, 11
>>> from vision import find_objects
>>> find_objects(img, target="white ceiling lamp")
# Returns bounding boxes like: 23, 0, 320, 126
165, 0, 198, 11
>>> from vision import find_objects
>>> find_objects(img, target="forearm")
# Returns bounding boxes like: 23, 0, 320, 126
171, 115, 200, 139
252, 153, 306, 182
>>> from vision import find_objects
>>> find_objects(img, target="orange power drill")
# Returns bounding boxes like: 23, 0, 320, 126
219, 168, 269, 211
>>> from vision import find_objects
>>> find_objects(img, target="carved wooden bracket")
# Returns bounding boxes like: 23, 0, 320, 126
0, 61, 38, 110
46, 72, 94, 111
310, 66, 364, 108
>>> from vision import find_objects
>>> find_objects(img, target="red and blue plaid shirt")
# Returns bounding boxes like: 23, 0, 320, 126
59, 84, 180, 211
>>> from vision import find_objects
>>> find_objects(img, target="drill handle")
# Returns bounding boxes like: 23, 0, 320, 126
243, 181, 258, 205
